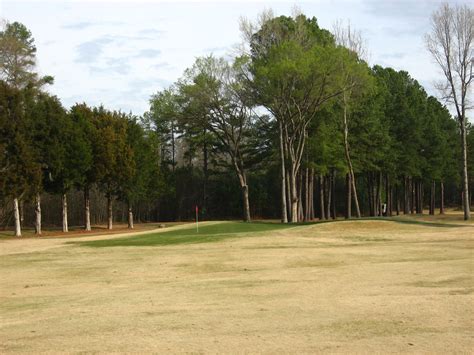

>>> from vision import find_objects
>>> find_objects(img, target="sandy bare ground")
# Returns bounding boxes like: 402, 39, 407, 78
0, 214, 473, 353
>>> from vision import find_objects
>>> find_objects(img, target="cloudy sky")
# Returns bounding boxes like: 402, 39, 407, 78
0, 0, 466, 115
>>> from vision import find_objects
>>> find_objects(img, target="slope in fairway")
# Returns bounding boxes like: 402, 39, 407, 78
75, 221, 297, 247
1, 215, 473, 353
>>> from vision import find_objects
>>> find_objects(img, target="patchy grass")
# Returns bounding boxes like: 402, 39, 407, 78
0, 213, 473, 353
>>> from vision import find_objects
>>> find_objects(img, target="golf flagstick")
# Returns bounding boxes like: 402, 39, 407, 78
196, 205, 199, 233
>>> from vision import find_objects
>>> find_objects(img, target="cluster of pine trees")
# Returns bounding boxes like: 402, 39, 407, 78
1, 10, 472, 236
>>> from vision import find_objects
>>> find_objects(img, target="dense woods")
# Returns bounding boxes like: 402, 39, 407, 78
1, 5, 472, 236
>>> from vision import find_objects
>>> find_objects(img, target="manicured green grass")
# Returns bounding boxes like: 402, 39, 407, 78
75, 221, 297, 247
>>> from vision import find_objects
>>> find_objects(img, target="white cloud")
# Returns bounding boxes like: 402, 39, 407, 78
3, 0, 463, 115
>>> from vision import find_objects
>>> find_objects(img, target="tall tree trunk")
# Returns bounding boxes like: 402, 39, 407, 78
376, 172, 382, 216
326, 173, 331, 219
461, 122, 470, 220
421, 181, 424, 214
319, 174, 326, 220
241, 184, 251, 222
231, 154, 251, 223
403, 176, 409, 214
385, 175, 390, 216
62, 193, 68, 233
411, 178, 415, 214
290, 167, 298, 223
342, 96, 361, 219
35, 193, 41, 235
13, 197, 21, 237
19, 199, 24, 225
309, 169, 315, 220
331, 170, 336, 220
367, 173, 374, 216
84, 187, 91, 231
430, 181, 435, 215
107, 193, 113, 230
346, 173, 351, 219
128, 202, 134, 229
286, 169, 292, 221
298, 171, 304, 222
279, 121, 288, 223
352, 174, 361, 218
414, 180, 419, 213
396, 185, 400, 215
388, 179, 393, 217
440, 181, 445, 214
304, 168, 309, 221
373, 173, 377, 216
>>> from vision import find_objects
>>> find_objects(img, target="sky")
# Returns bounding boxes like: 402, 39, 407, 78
0, 0, 467, 115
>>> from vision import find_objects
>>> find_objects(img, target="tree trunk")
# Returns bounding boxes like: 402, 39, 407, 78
388, 180, 393, 217
403, 177, 409, 214
128, 202, 134, 229
376, 172, 382, 216
440, 181, 445, 214
351, 174, 361, 218
62, 193, 68, 233
279, 121, 288, 223
385, 175, 390, 216
290, 167, 298, 223
461, 122, 470, 220
13, 197, 21, 237
84, 187, 91, 231
319, 174, 326, 220
107, 193, 113, 230
241, 184, 251, 222
411, 178, 415, 214
430, 181, 435, 215
396, 185, 400, 215
309, 169, 315, 220
326, 173, 331, 219
415, 180, 419, 213
420, 181, 424, 214
298, 171, 304, 222
367, 174, 374, 216
342, 96, 361, 219
35, 193, 41, 235
331, 170, 336, 220
19, 199, 24, 224
346, 173, 351, 219
304, 168, 309, 221
286, 169, 292, 221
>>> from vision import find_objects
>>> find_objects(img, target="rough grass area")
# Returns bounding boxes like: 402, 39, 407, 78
75, 221, 297, 247
0, 212, 473, 353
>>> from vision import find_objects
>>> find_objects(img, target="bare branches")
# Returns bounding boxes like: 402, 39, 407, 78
332, 19, 368, 62
425, 2, 473, 122
425, 2, 473, 220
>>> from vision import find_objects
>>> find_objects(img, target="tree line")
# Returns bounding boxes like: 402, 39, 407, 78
1, 4, 472, 236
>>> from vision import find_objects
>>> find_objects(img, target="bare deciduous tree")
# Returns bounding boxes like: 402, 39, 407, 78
425, 2, 473, 220
332, 20, 370, 219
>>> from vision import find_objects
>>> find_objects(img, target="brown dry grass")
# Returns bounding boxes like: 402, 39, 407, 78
0, 212, 473, 353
